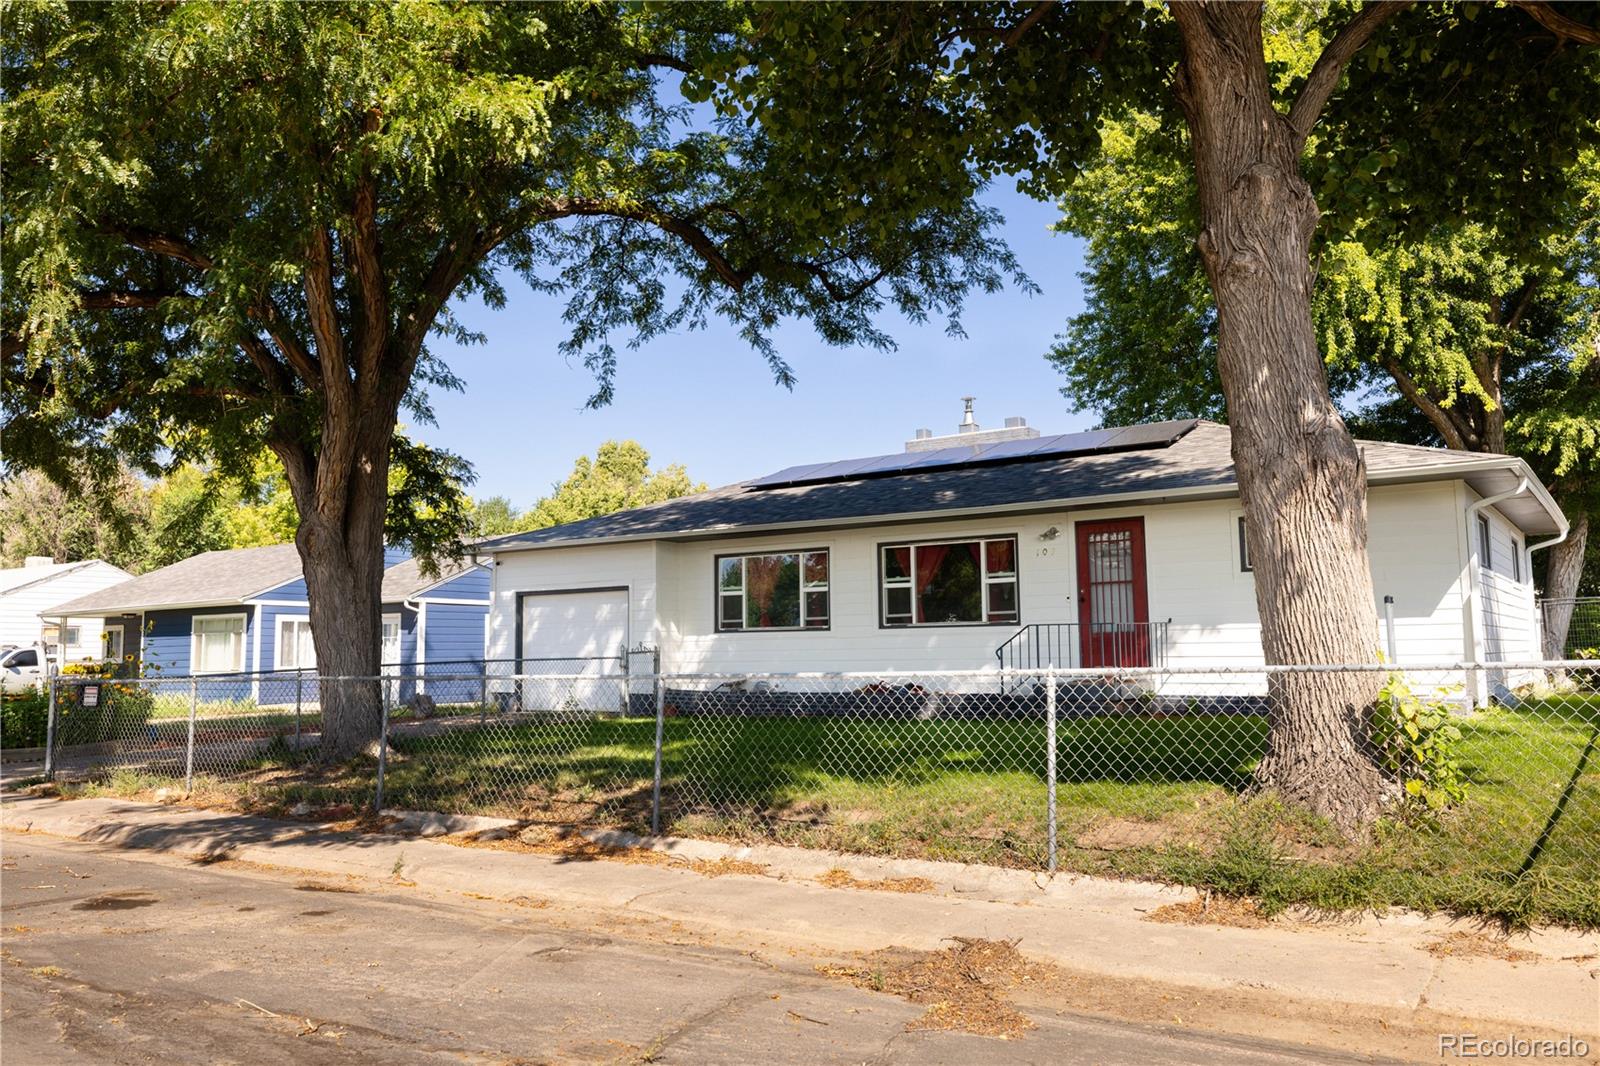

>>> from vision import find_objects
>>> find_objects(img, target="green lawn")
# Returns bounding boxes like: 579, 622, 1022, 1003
59, 693, 1600, 927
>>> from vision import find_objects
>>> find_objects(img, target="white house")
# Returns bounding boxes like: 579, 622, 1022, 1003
0, 557, 133, 661
476, 410, 1566, 701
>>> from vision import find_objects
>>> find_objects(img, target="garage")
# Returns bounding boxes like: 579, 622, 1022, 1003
517, 589, 629, 708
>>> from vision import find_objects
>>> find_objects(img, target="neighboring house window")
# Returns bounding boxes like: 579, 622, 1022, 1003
1477, 515, 1492, 571
1512, 538, 1523, 582
277, 617, 316, 670
41, 624, 80, 652
191, 615, 245, 673
881, 537, 1018, 626
716, 550, 829, 631
104, 626, 124, 661
1238, 517, 1253, 573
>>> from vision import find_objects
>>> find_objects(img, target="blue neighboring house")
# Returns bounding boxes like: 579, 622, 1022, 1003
49, 543, 490, 704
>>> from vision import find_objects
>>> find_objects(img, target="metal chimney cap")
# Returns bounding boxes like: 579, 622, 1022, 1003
1004, 416, 1027, 428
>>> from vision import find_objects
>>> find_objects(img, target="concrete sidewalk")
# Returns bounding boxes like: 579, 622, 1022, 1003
3, 794, 1596, 1040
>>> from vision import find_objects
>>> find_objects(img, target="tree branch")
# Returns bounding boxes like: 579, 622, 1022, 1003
107, 225, 216, 271
1002, 2, 1055, 48
350, 107, 389, 383
1511, 1, 1600, 45
1381, 358, 1472, 451
1285, 1, 1413, 145
635, 52, 693, 74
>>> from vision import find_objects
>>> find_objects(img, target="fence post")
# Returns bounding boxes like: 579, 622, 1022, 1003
1383, 595, 1398, 662
650, 670, 666, 836
374, 677, 391, 813
1045, 665, 1058, 874
185, 676, 198, 793
43, 672, 59, 781
294, 668, 303, 757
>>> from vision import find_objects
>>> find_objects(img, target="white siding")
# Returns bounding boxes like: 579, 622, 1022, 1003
1466, 492, 1541, 688
0, 562, 132, 661
486, 542, 659, 666
488, 483, 1482, 680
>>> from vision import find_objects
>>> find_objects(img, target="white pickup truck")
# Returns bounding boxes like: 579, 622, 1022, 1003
0, 644, 53, 694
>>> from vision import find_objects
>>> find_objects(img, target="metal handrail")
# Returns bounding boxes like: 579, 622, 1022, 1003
995, 620, 1170, 671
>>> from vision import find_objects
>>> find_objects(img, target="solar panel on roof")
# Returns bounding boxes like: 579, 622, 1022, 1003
744, 419, 1199, 491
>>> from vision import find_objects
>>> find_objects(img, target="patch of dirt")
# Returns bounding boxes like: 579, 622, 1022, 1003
465, 892, 551, 909
818, 937, 1048, 1038
1423, 931, 1537, 963
1145, 895, 1269, 929
816, 867, 934, 894
1075, 817, 1186, 851
294, 881, 360, 894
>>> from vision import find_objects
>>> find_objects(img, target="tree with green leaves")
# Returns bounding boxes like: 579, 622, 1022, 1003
1050, 108, 1599, 660
0, 466, 149, 572
2, 3, 1015, 756
469, 440, 702, 535
523, 441, 704, 532
705, 1, 1600, 829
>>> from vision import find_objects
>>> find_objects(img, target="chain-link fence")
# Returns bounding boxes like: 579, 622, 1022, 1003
1542, 597, 1600, 658
18, 660, 1599, 924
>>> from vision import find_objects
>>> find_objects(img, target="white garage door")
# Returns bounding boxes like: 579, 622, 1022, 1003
519, 589, 628, 712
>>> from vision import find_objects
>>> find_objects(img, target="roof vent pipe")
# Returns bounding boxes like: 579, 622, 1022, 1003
959, 396, 978, 433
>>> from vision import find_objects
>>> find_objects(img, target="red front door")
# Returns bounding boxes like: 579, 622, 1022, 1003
1075, 517, 1151, 668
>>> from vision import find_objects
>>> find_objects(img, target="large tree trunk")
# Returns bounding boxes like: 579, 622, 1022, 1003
1172, 4, 1387, 833
1542, 511, 1590, 659
279, 410, 398, 761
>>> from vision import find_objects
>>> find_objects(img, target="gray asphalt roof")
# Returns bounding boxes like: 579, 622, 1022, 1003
48, 543, 305, 616
476, 420, 1561, 552
380, 557, 481, 602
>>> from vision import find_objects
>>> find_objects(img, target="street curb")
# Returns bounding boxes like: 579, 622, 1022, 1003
5, 794, 1597, 1038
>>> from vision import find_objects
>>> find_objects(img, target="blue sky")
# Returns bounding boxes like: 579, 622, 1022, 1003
420, 187, 1098, 506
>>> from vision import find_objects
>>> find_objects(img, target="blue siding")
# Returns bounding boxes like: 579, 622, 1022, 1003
423, 602, 487, 674
426, 566, 491, 601
143, 606, 256, 700
257, 575, 308, 601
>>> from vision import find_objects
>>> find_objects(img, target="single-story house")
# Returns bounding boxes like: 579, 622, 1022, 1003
47, 543, 490, 702
0, 557, 133, 661
474, 409, 1565, 704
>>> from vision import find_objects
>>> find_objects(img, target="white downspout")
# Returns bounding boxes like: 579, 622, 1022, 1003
1464, 478, 1530, 706
404, 597, 424, 694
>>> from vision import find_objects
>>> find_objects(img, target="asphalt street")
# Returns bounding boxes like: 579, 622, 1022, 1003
1, 832, 1393, 1065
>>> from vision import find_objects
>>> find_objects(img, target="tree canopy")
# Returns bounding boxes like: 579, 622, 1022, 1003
470, 440, 702, 536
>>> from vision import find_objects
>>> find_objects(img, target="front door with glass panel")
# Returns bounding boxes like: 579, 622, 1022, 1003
381, 616, 402, 675
1075, 517, 1151, 668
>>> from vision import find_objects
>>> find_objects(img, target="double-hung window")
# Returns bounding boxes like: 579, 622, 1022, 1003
716, 550, 829, 631
192, 615, 245, 674
277, 617, 316, 670
881, 536, 1019, 626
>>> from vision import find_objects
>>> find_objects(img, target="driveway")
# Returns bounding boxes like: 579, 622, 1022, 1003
0, 833, 1384, 1065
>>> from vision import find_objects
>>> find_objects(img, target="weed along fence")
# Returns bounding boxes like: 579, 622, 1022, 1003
25, 661, 1600, 926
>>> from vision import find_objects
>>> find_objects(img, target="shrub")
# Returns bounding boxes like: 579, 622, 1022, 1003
1371, 673, 1468, 817
53, 662, 155, 748
1, 687, 51, 748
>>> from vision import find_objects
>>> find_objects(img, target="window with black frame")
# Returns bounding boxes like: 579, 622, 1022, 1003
716, 550, 829, 631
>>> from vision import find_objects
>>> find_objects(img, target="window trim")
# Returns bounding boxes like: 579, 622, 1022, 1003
1477, 514, 1493, 571
275, 614, 316, 671
1512, 537, 1523, 582
103, 625, 124, 662
1237, 515, 1253, 573
381, 612, 403, 672
190, 612, 247, 675
713, 548, 831, 633
877, 534, 1021, 629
